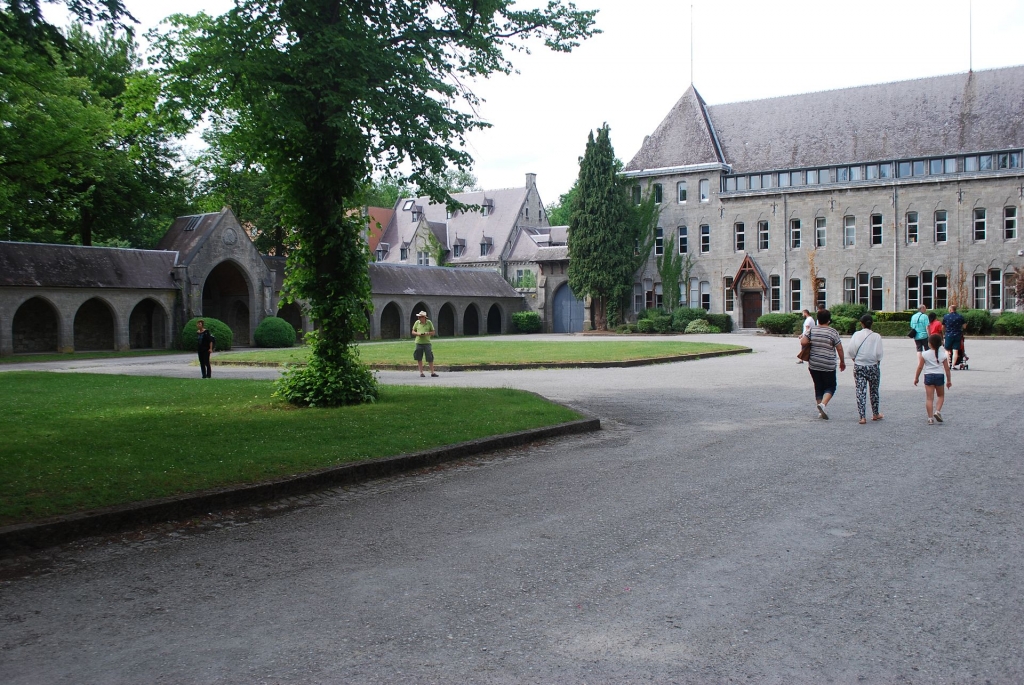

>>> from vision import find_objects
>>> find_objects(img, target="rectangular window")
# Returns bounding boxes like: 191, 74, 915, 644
935, 274, 948, 309
871, 214, 883, 245
762, 174, 772, 189
1005, 272, 1018, 310
699, 179, 710, 202
700, 224, 710, 254
677, 181, 687, 202
945, 158, 957, 173
929, 159, 943, 175
974, 273, 987, 309
725, 177, 737, 192
844, 276, 856, 304
758, 221, 769, 250
816, 278, 827, 309
913, 160, 926, 176
480, 242, 489, 256
417, 250, 429, 265
724, 277, 734, 312
790, 278, 801, 312
866, 164, 878, 180
678, 226, 688, 254
906, 211, 919, 244
850, 166, 862, 181
921, 270, 934, 308
654, 282, 663, 309
879, 163, 892, 178
689, 278, 699, 309
791, 170, 804, 186
974, 208, 987, 240
990, 269, 1002, 309
453, 244, 464, 258
770, 275, 781, 312
734, 222, 744, 251
653, 183, 663, 204
749, 174, 761, 191
844, 215, 856, 247
736, 176, 747, 191
1012, 152, 1022, 169
654, 227, 664, 255
806, 169, 818, 184
700, 281, 711, 311
980, 154, 993, 170
819, 168, 831, 183
836, 167, 849, 182
964, 156, 979, 172
871, 276, 883, 311
815, 217, 826, 247
632, 185, 642, 205
634, 283, 643, 314
1005, 206, 1018, 239
935, 210, 948, 242
898, 161, 912, 177
790, 219, 802, 249
778, 172, 791, 187
907, 275, 920, 310
400, 247, 409, 260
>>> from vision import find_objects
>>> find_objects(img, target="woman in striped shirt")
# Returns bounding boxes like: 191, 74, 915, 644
799, 309, 847, 420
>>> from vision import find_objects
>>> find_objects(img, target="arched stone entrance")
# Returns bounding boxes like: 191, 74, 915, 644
276, 301, 303, 342
437, 303, 455, 337
463, 304, 480, 336
74, 298, 115, 351
12, 297, 59, 353
203, 261, 251, 344
552, 283, 584, 333
486, 304, 502, 334
380, 302, 401, 339
129, 299, 167, 349
409, 302, 430, 332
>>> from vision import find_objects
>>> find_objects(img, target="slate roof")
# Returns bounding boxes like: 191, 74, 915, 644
369, 263, 519, 298
625, 65, 1024, 174
155, 211, 224, 265
0, 241, 178, 289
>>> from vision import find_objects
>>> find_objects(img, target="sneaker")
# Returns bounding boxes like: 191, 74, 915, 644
817, 403, 829, 420
934, 411, 943, 423
430, 373, 439, 377
796, 360, 804, 364
927, 418, 935, 425
420, 373, 425, 377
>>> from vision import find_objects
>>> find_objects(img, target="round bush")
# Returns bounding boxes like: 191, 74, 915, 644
830, 315, 857, 335
993, 312, 1024, 336
684, 318, 712, 334
830, 303, 868, 319
757, 313, 801, 334
671, 307, 706, 332
180, 317, 233, 351
961, 308, 993, 335
651, 313, 673, 333
254, 316, 297, 347
636, 318, 655, 333
511, 310, 542, 333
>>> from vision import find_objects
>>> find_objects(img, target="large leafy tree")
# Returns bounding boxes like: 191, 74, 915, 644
567, 125, 634, 331
545, 181, 577, 227
154, 0, 598, 407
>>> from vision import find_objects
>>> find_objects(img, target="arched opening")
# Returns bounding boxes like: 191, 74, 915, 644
437, 303, 456, 337
277, 301, 303, 342
380, 302, 401, 339
409, 302, 430, 332
202, 261, 251, 344
12, 297, 59, 353
129, 299, 167, 349
486, 304, 502, 334
74, 298, 115, 351
463, 304, 480, 336
552, 283, 584, 333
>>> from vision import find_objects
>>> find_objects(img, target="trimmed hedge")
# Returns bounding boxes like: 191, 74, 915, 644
254, 316, 297, 348
757, 313, 801, 334
671, 307, 707, 332
872, 321, 911, 337
180, 317, 233, 351
650, 313, 673, 333
994, 312, 1024, 336
961, 309, 993, 335
830, 303, 867, 320
704, 313, 733, 333
830, 316, 857, 335
636, 318, 656, 333
511, 310, 542, 333
873, 310, 914, 322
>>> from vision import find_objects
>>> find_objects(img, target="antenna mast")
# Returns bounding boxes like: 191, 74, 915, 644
969, 0, 973, 72
690, 4, 694, 85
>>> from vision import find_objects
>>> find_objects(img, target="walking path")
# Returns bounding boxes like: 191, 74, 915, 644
2, 333, 1023, 682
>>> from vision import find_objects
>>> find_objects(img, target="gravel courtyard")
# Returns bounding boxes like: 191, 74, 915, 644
2, 333, 1022, 683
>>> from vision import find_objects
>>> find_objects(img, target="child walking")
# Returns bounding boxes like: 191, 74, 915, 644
913, 333, 952, 424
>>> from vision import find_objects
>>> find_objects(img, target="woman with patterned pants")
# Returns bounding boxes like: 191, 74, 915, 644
847, 314, 884, 424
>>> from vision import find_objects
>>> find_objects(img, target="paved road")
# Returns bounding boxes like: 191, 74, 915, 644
2, 334, 1023, 683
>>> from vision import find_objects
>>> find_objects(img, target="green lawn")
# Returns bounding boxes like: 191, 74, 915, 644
0, 372, 581, 526
220, 339, 744, 366
0, 349, 189, 365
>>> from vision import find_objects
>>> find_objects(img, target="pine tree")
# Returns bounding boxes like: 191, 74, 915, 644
567, 125, 635, 330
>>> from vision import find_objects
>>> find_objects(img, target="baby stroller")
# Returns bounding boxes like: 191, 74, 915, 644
952, 339, 969, 370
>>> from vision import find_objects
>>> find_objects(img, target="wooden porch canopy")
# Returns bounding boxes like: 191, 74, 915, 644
732, 254, 768, 292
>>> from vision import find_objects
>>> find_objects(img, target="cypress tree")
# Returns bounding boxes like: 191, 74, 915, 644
567, 125, 634, 330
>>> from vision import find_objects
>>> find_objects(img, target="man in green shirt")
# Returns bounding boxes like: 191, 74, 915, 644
412, 311, 438, 377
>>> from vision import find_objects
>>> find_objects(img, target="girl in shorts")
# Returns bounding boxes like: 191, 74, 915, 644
913, 333, 952, 425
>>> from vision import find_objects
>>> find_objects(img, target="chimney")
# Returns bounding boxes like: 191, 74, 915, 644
525, 172, 536, 189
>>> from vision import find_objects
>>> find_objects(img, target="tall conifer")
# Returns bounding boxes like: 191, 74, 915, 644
567, 125, 634, 330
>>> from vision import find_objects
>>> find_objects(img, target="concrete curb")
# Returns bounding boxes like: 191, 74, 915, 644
214, 346, 752, 371
0, 417, 600, 556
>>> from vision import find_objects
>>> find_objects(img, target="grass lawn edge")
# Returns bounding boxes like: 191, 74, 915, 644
0, 413, 600, 557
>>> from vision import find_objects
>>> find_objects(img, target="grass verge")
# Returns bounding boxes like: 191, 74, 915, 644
221, 340, 743, 367
0, 372, 580, 526
0, 349, 189, 365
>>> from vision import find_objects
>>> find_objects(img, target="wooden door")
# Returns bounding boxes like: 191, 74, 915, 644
741, 291, 762, 328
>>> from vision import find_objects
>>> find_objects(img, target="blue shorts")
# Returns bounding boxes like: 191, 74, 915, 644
924, 373, 945, 387
944, 333, 962, 352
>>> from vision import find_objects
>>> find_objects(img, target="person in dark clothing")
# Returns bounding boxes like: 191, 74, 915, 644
197, 319, 214, 378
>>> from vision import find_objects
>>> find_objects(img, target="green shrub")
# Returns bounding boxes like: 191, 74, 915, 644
993, 312, 1024, 336
708, 325, 721, 334
637, 307, 667, 321
961, 308, 993, 335
511, 310, 542, 333
873, 321, 911, 337
684, 319, 712, 334
636, 318, 655, 333
650, 313, 673, 333
704, 313, 733, 332
757, 313, 801, 335
671, 307, 707, 332
873, 310, 914, 322
830, 316, 857, 335
254, 316, 297, 348
830, 303, 867, 319
180, 317, 233, 351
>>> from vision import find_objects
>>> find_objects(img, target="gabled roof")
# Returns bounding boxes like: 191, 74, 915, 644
365, 207, 394, 251
155, 211, 226, 265
369, 263, 520, 298
0, 241, 178, 289
626, 65, 1024, 174
732, 254, 768, 292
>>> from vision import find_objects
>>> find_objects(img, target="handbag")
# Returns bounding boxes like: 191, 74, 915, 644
906, 328, 917, 338
797, 336, 811, 362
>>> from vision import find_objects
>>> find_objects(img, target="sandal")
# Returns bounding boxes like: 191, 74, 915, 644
927, 418, 935, 425
872, 414, 884, 421
858, 418, 867, 424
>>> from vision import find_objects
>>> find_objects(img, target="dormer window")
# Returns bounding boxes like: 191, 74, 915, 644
411, 210, 420, 222
400, 247, 408, 260
375, 242, 389, 261
375, 248, 385, 261
453, 244, 464, 257
480, 237, 492, 256
482, 205, 489, 217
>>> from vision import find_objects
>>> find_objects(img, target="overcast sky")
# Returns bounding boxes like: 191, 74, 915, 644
60, 0, 1024, 204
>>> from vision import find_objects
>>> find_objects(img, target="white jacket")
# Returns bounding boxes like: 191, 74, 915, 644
848, 329, 884, 366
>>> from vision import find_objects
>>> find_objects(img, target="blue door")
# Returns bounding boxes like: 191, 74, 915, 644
553, 283, 584, 333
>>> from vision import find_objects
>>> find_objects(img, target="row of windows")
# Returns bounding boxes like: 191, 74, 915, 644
721, 150, 1024, 193
640, 180, 711, 205
636, 278, 712, 311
